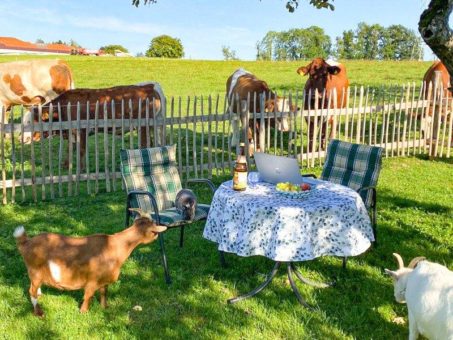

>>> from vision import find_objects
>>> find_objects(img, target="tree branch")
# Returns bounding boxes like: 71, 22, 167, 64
419, 0, 453, 87
132, 0, 334, 12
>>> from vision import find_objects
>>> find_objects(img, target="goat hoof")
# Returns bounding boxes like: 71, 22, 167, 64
33, 306, 44, 318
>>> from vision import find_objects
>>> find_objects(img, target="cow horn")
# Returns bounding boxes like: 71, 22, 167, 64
408, 257, 426, 269
129, 208, 152, 220
392, 253, 404, 269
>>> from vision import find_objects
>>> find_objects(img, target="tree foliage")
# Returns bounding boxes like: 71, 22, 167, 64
257, 26, 331, 61
131, 0, 335, 12
100, 44, 129, 55
222, 46, 239, 60
335, 23, 423, 60
146, 35, 184, 58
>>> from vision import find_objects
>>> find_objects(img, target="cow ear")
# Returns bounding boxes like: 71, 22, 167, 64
265, 99, 275, 112
30, 96, 45, 105
297, 66, 309, 76
328, 66, 341, 75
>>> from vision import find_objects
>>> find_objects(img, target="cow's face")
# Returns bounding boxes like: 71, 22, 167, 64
297, 58, 340, 84
25, 105, 57, 143
264, 97, 299, 132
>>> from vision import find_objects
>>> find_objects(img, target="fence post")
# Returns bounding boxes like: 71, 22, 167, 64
259, 93, 266, 154
430, 71, 442, 158
1, 106, 6, 204
240, 99, 251, 166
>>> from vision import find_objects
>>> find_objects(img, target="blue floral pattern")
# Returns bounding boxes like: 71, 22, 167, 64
203, 180, 374, 262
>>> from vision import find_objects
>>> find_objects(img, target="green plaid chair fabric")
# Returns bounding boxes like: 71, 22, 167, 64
321, 139, 383, 208
120, 145, 216, 284
120, 145, 182, 213
120, 145, 209, 226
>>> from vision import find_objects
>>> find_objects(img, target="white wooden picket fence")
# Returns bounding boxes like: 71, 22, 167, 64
0, 79, 451, 204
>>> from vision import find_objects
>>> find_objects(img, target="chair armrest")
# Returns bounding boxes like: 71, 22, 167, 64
357, 186, 376, 208
302, 174, 317, 179
126, 190, 161, 225
186, 178, 217, 194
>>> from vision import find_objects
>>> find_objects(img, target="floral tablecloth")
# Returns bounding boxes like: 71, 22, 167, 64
203, 179, 374, 262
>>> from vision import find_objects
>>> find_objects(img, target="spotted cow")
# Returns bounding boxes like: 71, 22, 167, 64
0, 59, 74, 141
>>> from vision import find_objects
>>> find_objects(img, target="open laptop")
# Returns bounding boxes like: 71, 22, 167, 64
254, 152, 304, 184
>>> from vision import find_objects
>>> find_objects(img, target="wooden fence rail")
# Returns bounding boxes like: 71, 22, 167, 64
0, 81, 451, 204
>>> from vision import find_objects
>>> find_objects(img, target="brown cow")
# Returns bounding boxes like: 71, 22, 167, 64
297, 58, 349, 151
421, 61, 452, 142
423, 61, 450, 95
32, 83, 164, 168
226, 68, 294, 154
0, 59, 74, 140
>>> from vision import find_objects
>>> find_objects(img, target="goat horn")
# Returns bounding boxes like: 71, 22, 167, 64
129, 208, 152, 220
392, 253, 404, 269
408, 257, 426, 269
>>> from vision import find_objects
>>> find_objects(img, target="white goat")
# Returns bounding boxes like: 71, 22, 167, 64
385, 253, 453, 340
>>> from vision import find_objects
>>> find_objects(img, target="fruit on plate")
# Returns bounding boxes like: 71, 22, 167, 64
276, 182, 301, 192
300, 183, 311, 191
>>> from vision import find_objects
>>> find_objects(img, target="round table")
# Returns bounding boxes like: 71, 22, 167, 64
203, 178, 374, 307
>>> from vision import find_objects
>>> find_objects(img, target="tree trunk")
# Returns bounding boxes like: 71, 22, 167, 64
419, 0, 453, 89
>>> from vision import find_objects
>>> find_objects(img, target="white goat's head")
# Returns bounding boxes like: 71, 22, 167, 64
384, 253, 426, 303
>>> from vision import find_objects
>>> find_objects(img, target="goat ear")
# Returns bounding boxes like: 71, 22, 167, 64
129, 208, 151, 220
151, 225, 167, 233
384, 269, 399, 280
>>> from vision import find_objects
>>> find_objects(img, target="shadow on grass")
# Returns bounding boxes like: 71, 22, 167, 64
1, 167, 451, 338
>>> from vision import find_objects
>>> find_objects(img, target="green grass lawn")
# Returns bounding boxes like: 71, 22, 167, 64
0, 155, 451, 339
0, 56, 432, 97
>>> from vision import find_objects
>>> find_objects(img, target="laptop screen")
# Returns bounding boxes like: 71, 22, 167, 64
254, 153, 303, 184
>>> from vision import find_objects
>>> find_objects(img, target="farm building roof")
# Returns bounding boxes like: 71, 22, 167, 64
0, 37, 73, 54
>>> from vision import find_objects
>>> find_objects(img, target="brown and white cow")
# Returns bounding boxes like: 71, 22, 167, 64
226, 68, 294, 154
297, 58, 349, 151
31, 83, 164, 168
420, 61, 452, 142
0, 59, 74, 140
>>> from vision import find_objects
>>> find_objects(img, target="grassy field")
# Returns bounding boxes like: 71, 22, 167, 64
0, 56, 432, 97
0, 155, 452, 339
0, 57, 451, 339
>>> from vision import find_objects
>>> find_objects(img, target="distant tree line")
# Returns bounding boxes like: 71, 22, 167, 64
256, 22, 423, 61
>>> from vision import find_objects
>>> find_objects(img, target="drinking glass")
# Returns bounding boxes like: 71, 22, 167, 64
248, 172, 260, 186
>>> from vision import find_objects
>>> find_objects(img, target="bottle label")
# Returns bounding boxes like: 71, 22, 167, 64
233, 171, 247, 190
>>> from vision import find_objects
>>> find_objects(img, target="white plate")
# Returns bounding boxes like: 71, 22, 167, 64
275, 187, 313, 198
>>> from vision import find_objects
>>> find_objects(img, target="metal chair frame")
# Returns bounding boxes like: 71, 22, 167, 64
125, 178, 216, 284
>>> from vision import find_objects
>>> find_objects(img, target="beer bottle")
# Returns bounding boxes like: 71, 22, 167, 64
233, 143, 248, 191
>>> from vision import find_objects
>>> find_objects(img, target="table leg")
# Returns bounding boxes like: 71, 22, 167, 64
227, 262, 281, 304
287, 263, 312, 309
227, 262, 334, 308
290, 263, 335, 288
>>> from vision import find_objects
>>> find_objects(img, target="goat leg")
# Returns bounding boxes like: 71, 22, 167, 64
29, 281, 44, 317
80, 285, 96, 313
99, 285, 108, 308
408, 311, 419, 340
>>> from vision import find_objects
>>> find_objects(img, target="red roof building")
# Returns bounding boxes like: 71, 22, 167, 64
0, 37, 74, 55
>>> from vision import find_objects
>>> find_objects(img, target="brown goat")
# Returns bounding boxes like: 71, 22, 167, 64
14, 208, 166, 317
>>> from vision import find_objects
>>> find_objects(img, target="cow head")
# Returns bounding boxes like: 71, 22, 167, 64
25, 103, 60, 143
22, 97, 51, 144
297, 58, 341, 81
264, 97, 299, 132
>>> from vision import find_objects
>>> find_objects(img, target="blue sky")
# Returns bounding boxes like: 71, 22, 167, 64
1, 0, 435, 60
